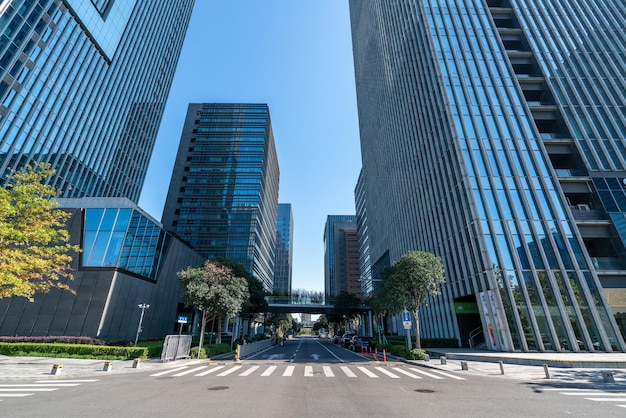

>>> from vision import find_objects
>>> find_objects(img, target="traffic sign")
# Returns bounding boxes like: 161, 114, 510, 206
177, 315, 188, 324
401, 310, 411, 322
402, 310, 412, 329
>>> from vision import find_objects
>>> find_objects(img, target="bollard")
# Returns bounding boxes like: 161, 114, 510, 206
602, 371, 615, 383
132, 358, 141, 369
499, 360, 504, 375
103, 361, 113, 372
424, 353, 430, 361
234, 344, 240, 362
374, 348, 379, 361
440, 356, 447, 365
460, 361, 468, 370
51, 363, 63, 375
543, 364, 551, 379
383, 349, 387, 362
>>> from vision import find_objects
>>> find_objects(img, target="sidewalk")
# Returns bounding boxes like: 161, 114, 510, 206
0, 355, 218, 380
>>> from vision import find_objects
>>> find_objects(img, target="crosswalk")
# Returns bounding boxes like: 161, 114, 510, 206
150, 364, 466, 380
542, 387, 626, 410
0, 379, 99, 401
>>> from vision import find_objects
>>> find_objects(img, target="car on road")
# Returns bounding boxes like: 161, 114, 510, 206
318, 331, 329, 339
341, 333, 355, 348
332, 335, 342, 344
349, 336, 372, 352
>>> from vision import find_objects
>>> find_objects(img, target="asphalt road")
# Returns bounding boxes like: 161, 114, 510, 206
2, 336, 625, 417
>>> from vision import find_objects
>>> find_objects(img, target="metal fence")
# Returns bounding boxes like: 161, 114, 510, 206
160, 335, 192, 362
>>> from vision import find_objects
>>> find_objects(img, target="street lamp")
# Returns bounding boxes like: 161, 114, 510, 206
134, 303, 150, 347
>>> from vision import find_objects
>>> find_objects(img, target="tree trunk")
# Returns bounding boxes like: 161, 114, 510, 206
413, 309, 421, 350
215, 315, 222, 344
197, 309, 207, 358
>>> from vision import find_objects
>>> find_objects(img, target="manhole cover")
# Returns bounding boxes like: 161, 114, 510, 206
208, 386, 229, 391
414, 389, 435, 393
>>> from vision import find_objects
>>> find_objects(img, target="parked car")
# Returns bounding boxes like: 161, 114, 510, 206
318, 331, 329, 339
341, 333, 355, 348
332, 335, 342, 344
349, 336, 372, 352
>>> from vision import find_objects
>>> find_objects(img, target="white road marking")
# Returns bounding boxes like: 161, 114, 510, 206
585, 398, 626, 402
195, 365, 225, 376
239, 366, 260, 376
283, 366, 295, 376
429, 369, 466, 380
304, 366, 314, 377
392, 368, 422, 379
150, 366, 189, 377
34, 380, 99, 383
375, 367, 400, 378
341, 366, 357, 377
173, 366, 208, 376
323, 366, 335, 377
0, 383, 80, 387
0, 388, 59, 392
357, 367, 378, 378
0, 393, 33, 397
217, 366, 242, 376
261, 366, 277, 376
409, 368, 444, 379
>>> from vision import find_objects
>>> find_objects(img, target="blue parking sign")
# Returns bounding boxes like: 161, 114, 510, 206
401, 310, 411, 322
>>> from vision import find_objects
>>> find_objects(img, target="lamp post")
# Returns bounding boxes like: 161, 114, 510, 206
134, 303, 150, 347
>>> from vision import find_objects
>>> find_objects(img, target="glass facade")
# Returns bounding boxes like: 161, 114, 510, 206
83, 207, 171, 280
162, 103, 280, 292
323, 215, 357, 297
0, 0, 194, 202
274, 203, 293, 295
350, 0, 626, 352
355, 170, 373, 298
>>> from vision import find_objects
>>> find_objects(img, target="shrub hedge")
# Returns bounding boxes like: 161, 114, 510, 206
0, 342, 147, 360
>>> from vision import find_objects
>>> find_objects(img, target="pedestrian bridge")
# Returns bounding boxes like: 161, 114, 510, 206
265, 296, 373, 315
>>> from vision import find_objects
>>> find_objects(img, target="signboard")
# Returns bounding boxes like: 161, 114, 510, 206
402, 310, 412, 329
177, 315, 188, 324
454, 302, 479, 314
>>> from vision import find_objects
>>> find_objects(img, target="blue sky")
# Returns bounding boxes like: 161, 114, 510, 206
138, 1, 361, 292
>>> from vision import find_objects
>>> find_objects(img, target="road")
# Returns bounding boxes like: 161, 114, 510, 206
1, 336, 625, 417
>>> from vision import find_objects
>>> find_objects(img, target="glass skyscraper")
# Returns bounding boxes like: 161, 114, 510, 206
162, 103, 280, 292
0, 0, 194, 202
324, 215, 358, 298
350, 0, 626, 352
274, 203, 294, 295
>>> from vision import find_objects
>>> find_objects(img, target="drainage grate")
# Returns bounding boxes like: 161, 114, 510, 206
414, 389, 435, 393
208, 386, 229, 391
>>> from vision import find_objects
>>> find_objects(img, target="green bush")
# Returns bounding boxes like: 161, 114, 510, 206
390, 344, 409, 358
371, 342, 393, 352
189, 346, 207, 359
205, 343, 231, 358
407, 348, 426, 360
0, 342, 147, 359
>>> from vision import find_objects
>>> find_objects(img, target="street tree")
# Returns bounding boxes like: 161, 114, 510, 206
177, 260, 249, 354
0, 163, 81, 300
374, 250, 444, 349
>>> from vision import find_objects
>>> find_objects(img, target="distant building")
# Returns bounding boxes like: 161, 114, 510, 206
274, 203, 294, 295
323, 215, 359, 298
0, 1, 194, 202
161, 103, 280, 291
0, 198, 203, 339
350, 0, 626, 351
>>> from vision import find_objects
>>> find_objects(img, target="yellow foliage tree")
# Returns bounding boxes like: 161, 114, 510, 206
0, 163, 81, 300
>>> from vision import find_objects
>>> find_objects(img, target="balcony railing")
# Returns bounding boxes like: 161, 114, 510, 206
592, 257, 625, 270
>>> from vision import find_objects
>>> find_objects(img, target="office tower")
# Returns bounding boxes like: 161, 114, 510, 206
355, 170, 373, 299
0, 197, 204, 339
0, 1, 194, 202
323, 215, 359, 298
274, 203, 294, 295
350, 0, 626, 352
162, 103, 280, 291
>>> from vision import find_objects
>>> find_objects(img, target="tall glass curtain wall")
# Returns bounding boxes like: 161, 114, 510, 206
350, 0, 625, 352
0, 0, 193, 202
176, 104, 278, 291
426, 0, 622, 351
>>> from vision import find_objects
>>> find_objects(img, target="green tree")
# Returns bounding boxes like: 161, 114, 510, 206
177, 260, 249, 354
0, 163, 81, 300
212, 257, 268, 321
374, 251, 444, 349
